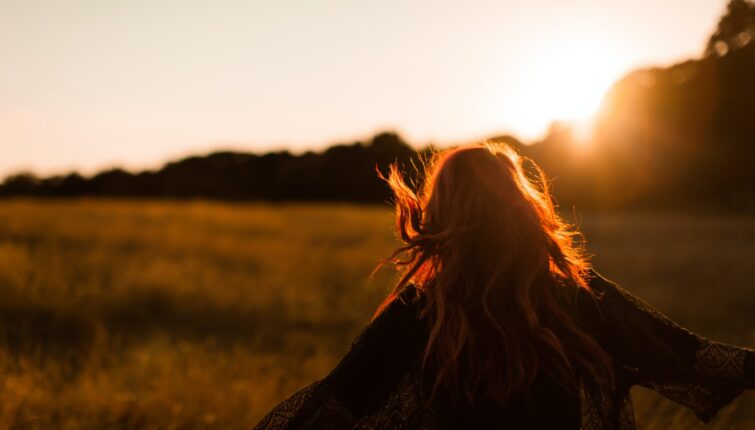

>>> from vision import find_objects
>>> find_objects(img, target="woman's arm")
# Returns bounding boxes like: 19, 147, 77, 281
325, 287, 427, 415
253, 286, 427, 429
586, 269, 755, 422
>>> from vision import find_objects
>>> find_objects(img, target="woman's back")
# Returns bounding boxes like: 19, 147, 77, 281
327, 283, 583, 429
254, 269, 754, 429
253, 143, 754, 429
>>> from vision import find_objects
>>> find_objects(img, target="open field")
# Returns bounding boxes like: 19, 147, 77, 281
0, 198, 753, 429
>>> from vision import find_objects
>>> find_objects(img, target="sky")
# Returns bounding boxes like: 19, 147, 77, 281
0, 0, 727, 178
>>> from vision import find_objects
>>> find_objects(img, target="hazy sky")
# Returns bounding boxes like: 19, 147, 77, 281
1, 0, 726, 178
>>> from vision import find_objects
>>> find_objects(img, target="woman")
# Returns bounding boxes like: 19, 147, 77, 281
255, 143, 754, 429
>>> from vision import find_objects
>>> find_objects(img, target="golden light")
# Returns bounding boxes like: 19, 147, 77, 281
501, 37, 629, 143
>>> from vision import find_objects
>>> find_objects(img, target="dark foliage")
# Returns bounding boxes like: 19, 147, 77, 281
0, 132, 423, 204
585, 41, 755, 210
705, 0, 755, 57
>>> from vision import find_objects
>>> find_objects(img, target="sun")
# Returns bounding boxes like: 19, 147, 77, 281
505, 39, 628, 142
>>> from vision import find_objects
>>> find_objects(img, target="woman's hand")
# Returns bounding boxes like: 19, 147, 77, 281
744, 389, 755, 398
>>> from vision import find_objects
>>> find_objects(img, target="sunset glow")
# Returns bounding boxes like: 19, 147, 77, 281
494, 38, 629, 141
0, 0, 727, 177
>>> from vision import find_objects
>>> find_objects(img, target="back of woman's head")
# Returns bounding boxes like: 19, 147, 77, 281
376, 142, 612, 405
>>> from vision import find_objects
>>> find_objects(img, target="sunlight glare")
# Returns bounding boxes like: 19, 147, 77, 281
502, 38, 628, 142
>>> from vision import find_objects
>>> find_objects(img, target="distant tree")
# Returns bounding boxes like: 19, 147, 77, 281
0, 172, 40, 196
705, 0, 755, 57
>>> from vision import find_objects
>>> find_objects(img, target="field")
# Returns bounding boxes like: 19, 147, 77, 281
0, 198, 753, 429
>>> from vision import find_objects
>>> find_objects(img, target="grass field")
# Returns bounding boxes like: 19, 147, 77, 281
0, 198, 752, 429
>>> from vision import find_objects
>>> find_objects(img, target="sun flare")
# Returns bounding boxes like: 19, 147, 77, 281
502, 39, 629, 141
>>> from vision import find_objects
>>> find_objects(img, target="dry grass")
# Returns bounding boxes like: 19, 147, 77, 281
0, 198, 752, 429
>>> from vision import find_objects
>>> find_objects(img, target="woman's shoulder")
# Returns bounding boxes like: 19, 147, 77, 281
575, 268, 623, 312
585, 268, 619, 295
376, 283, 426, 321
569, 268, 624, 337
397, 283, 425, 307
323, 283, 428, 416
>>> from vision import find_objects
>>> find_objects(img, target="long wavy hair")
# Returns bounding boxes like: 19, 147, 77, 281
374, 142, 612, 405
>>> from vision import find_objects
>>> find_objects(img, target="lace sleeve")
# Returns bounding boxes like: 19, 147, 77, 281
252, 380, 357, 430
587, 270, 755, 423
638, 338, 755, 423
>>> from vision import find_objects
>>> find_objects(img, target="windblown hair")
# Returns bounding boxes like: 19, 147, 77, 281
374, 142, 613, 405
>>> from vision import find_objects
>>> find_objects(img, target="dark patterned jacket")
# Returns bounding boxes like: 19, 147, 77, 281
254, 270, 755, 429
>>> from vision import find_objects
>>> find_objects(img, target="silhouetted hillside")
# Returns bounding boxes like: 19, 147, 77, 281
590, 41, 755, 209
517, 36, 755, 211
